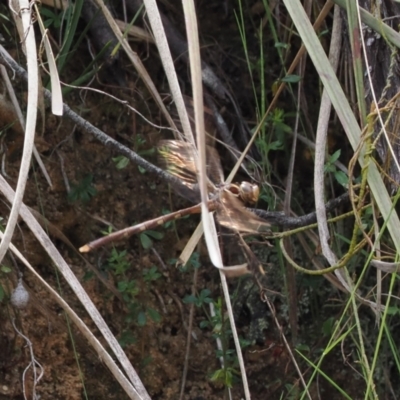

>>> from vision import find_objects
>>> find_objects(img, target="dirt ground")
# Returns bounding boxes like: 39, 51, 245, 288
0, 97, 290, 399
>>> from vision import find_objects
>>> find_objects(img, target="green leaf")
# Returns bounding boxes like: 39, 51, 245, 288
188, 252, 201, 269
324, 163, 335, 173
144, 230, 164, 240
200, 288, 211, 296
281, 74, 301, 83
199, 320, 209, 329
239, 338, 252, 349
118, 331, 136, 348
40, 7, 63, 29
112, 156, 130, 169
137, 311, 147, 326
210, 368, 225, 383
275, 42, 289, 49
386, 306, 400, 316
138, 166, 146, 174
210, 368, 235, 388
322, 317, 335, 336
182, 294, 196, 304
334, 170, 349, 187
68, 174, 97, 203
140, 233, 153, 249
1, 265, 11, 273
213, 322, 222, 334
275, 121, 292, 133
121, 280, 138, 297
147, 308, 161, 323
295, 343, 310, 353
329, 149, 341, 164
101, 225, 114, 236
268, 140, 284, 151
0, 284, 4, 302
143, 266, 162, 282
198, 288, 212, 304
118, 281, 128, 292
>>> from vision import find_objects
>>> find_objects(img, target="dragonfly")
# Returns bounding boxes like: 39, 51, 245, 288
79, 140, 271, 255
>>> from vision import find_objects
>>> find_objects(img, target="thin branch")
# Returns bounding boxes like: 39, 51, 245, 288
12, 318, 43, 400
0, 46, 188, 193
252, 192, 350, 228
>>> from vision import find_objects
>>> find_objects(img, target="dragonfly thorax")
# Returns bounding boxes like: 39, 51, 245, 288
239, 181, 259, 204
226, 181, 259, 205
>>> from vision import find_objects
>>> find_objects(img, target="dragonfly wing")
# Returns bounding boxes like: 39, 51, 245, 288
206, 146, 225, 185
217, 190, 271, 234
158, 140, 198, 187
158, 140, 224, 187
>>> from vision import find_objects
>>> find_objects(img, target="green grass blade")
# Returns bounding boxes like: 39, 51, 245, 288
282, 0, 400, 255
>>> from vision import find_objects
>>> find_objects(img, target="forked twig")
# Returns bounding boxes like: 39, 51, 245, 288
12, 319, 44, 400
